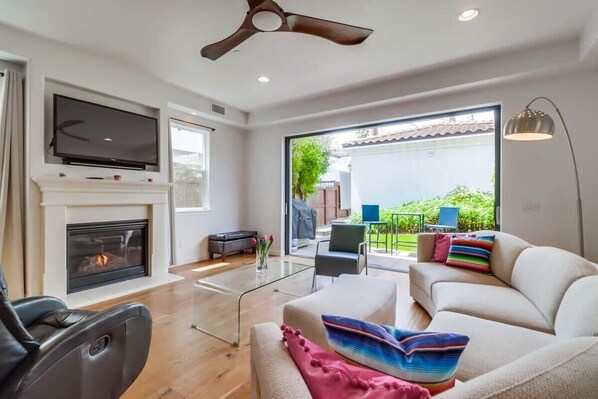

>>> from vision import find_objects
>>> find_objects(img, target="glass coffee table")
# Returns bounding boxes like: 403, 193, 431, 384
191, 259, 314, 346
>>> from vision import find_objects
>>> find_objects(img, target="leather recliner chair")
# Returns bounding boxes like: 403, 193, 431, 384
0, 267, 152, 399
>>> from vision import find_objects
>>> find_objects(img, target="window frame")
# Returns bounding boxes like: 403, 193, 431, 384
169, 121, 211, 213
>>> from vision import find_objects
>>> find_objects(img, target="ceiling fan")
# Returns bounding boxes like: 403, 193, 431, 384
201, 0, 374, 61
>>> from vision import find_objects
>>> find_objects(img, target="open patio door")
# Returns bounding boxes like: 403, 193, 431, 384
285, 105, 501, 259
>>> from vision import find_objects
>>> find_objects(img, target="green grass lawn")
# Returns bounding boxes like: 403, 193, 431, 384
364, 233, 417, 252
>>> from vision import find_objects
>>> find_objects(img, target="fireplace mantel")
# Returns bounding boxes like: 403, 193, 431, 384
33, 176, 180, 307
34, 177, 171, 206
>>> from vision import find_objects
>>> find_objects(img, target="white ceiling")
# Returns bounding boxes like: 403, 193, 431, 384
0, 0, 595, 112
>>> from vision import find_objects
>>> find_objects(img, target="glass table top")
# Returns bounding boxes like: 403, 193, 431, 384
193, 259, 313, 296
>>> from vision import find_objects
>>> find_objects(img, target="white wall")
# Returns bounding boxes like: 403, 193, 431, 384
0, 23, 248, 294
171, 115, 247, 265
246, 68, 598, 261
348, 135, 495, 210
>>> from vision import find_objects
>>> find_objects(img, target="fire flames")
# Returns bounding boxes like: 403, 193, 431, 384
95, 253, 110, 267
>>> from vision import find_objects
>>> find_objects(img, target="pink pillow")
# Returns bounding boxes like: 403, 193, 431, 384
281, 324, 430, 399
431, 233, 451, 263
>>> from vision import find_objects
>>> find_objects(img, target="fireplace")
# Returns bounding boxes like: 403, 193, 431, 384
67, 220, 148, 293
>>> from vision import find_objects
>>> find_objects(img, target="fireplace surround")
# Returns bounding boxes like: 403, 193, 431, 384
67, 219, 148, 293
34, 177, 182, 307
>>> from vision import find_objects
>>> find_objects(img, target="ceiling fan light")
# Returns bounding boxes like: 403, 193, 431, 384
252, 10, 283, 31
458, 8, 480, 22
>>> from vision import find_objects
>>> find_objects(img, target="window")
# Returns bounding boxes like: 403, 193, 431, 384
170, 122, 210, 211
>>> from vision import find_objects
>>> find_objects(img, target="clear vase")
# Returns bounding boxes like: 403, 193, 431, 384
256, 251, 269, 273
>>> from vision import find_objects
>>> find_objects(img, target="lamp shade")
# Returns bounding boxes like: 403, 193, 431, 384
503, 108, 555, 141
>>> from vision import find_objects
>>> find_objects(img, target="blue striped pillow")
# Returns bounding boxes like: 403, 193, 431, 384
322, 315, 469, 394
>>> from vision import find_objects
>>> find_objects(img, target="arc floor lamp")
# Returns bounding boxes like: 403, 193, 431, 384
503, 97, 584, 257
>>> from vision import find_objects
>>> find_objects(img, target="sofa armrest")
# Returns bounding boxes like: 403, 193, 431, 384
417, 233, 436, 262
250, 322, 311, 399
1, 302, 152, 399
11, 296, 67, 328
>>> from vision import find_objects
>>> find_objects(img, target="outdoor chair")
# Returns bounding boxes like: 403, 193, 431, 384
313, 224, 367, 290
425, 206, 460, 232
362, 204, 388, 252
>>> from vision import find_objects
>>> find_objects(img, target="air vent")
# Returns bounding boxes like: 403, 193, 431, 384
211, 104, 225, 116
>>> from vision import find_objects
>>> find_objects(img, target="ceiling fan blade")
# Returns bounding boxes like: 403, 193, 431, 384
201, 17, 258, 61
247, 0, 266, 9
284, 13, 373, 45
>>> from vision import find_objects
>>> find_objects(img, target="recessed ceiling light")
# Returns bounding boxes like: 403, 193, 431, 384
258, 76, 270, 83
192, 112, 198, 115
458, 8, 479, 22
103, 137, 113, 142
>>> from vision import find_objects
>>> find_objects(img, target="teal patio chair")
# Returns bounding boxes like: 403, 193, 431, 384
426, 206, 459, 232
362, 204, 387, 252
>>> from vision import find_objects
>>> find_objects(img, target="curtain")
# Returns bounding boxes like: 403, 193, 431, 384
0, 70, 25, 299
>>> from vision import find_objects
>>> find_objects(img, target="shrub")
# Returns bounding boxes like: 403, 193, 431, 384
350, 186, 495, 233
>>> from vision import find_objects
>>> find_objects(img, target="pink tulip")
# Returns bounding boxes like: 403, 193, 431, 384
269, 235, 274, 242
250, 237, 257, 246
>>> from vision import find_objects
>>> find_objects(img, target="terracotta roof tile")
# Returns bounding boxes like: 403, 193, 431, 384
343, 121, 494, 148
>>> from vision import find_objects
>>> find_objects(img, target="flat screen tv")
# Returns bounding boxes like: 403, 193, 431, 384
53, 94, 159, 168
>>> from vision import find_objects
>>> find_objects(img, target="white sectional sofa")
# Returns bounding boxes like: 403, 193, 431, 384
250, 231, 598, 398
411, 231, 598, 382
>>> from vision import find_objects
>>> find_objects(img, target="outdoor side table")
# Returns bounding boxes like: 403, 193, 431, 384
390, 212, 424, 255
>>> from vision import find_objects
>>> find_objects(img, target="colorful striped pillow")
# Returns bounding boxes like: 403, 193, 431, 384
282, 324, 431, 399
322, 315, 469, 395
445, 235, 495, 273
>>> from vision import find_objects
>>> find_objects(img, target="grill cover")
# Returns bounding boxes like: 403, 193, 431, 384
292, 199, 317, 239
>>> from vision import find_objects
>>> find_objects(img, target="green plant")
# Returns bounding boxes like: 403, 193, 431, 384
292, 137, 331, 200
350, 186, 495, 233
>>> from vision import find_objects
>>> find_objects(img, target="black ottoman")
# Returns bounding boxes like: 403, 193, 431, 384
208, 230, 258, 261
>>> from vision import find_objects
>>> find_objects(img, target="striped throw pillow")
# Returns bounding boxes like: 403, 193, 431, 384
445, 235, 495, 273
322, 315, 469, 395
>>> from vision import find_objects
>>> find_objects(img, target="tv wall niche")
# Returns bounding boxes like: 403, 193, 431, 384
44, 79, 160, 172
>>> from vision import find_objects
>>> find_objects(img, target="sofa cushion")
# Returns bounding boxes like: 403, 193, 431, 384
322, 314, 468, 394
432, 282, 553, 333
555, 276, 598, 339
476, 230, 531, 286
409, 262, 507, 301
283, 275, 396, 348
428, 311, 556, 382
445, 235, 495, 273
434, 337, 598, 399
511, 247, 596, 327
283, 323, 431, 399
315, 250, 364, 277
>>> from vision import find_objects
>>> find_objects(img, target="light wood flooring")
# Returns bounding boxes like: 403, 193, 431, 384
85, 254, 430, 399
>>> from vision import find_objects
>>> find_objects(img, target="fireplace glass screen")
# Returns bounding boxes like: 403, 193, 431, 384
67, 220, 148, 293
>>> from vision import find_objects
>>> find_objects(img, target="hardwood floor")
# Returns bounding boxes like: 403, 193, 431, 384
85, 254, 430, 399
